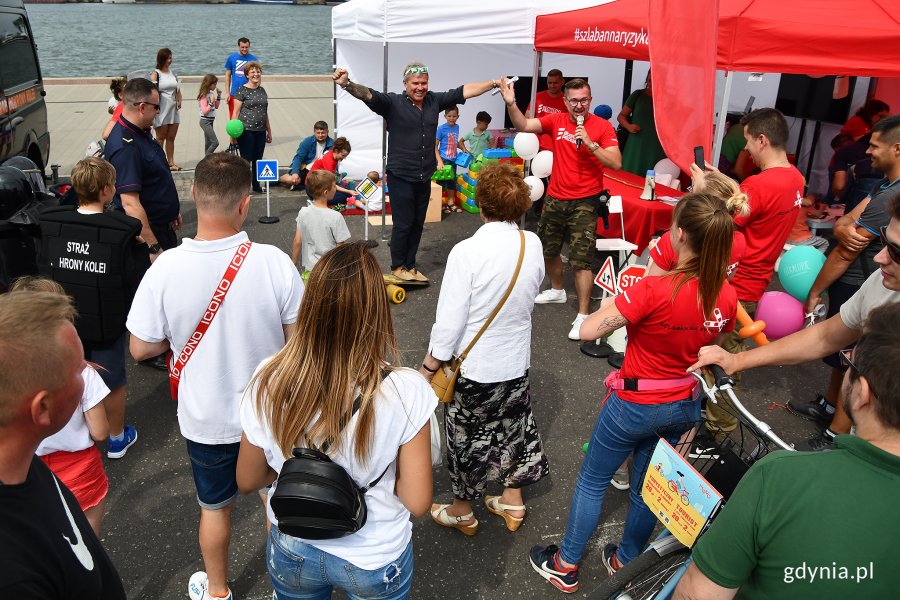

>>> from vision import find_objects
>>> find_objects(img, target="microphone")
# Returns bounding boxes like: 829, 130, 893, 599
575, 115, 584, 149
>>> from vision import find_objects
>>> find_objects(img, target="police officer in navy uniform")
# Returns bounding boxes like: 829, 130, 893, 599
104, 77, 181, 260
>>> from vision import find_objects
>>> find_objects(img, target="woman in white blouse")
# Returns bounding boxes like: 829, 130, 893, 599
421, 162, 550, 536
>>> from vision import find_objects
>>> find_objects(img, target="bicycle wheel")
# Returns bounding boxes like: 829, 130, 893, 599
587, 546, 692, 600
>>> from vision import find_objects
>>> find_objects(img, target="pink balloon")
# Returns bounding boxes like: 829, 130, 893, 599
754, 291, 805, 340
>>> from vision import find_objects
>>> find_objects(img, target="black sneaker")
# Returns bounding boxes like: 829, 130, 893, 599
794, 430, 836, 452
529, 545, 579, 593
602, 543, 623, 576
788, 394, 834, 424
139, 353, 169, 372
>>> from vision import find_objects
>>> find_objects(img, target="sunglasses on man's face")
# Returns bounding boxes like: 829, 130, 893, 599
839, 348, 858, 373
133, 101, 161, 111
879, 226, 900, 263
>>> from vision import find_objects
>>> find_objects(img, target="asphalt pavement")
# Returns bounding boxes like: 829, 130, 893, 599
103, 183, 828, 599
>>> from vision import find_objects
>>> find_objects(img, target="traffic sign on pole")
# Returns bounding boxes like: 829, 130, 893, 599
617, 264, 647, 294
594, 256, 618, 296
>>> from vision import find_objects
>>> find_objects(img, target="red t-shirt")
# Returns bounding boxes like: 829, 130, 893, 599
650, 230, 747, 279
614, 276, 737, 404
309, 151, 338, 174
538, 112, 618, 200
111, 102, 123, 122
840, 115, 870, 140
730, 166, 804, 303
529, 91, 568, 150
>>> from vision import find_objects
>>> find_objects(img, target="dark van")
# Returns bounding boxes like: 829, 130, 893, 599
0, 0, 49, 174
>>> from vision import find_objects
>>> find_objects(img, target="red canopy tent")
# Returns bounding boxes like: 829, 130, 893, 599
534, 0, 900, 79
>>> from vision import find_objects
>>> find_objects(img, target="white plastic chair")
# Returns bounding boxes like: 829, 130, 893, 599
596, 195, 639, 256
654, 157, 681, 181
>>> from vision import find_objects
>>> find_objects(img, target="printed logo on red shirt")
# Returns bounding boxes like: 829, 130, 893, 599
794, 192, 803, 208
702, 307, 730, 333
556, 128, 578, 145
538, 104, 563, 114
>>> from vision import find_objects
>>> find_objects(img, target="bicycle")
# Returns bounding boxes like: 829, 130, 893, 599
587, 365, 794, 600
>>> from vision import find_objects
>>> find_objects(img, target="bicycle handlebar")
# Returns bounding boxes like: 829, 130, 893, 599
693, 366, 794, 452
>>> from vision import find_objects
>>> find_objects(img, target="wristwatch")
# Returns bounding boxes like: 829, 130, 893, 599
591, 142, 600, 152
147, 243, 162, 255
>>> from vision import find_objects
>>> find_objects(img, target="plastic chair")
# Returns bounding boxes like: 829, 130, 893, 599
596, 195, 639, 255
654, 158, 681, 181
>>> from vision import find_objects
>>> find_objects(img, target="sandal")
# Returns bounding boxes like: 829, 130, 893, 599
484, 496, 526, 532
450, 204, 463, 213
169, 164, 183, 172
430, 503, 478, 536
442, 205, 452, 214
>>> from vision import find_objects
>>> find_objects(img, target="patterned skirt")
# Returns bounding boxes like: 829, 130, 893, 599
445, 370, 550, 500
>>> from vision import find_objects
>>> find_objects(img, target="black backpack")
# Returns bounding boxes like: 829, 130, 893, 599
270, 393, 390, 540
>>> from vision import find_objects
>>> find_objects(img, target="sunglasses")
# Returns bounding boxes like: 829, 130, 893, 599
133, 101, 161, 111
840, 348, 879, 398
404, 66, 428, 76
566, 98, 591, 107
879, 226, 900, 263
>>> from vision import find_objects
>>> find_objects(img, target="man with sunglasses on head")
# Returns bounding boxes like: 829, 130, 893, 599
500, 77, 622, 340
689, 190, 900, 451
332, 62, 502, 283
789, 115, 900, 450
104, 77, 182, 262
676, 302, 900, 600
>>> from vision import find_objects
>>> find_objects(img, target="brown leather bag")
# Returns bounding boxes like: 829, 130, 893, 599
431, 231, 526, 403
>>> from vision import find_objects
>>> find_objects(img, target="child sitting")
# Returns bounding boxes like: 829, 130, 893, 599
787, 194, 830, 252
10, 276, 111, 537
308, 137, 356, 209
291, 170, 351, 280
347, 171, 384, 213
436, 106, 462, 213
459, 110, 494, 160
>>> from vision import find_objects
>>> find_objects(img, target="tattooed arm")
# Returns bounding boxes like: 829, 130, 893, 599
332, 67, 373, 103
579, 301, 629, 341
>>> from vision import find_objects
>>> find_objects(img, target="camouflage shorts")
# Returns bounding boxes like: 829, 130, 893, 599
536, 195, 597, 271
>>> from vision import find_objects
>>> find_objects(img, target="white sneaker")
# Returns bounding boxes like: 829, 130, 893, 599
535, 288, 567, 304
568, 314, 589, 340
188, 571, 233, 600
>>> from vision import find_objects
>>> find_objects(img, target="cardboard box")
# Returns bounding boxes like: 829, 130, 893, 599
426, 182, 443, 223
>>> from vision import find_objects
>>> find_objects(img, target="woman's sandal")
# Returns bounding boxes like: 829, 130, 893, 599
442, 205, 453, 214
484, 496, 526, 532
169, 164, 183, 172
430, 504, 478, 536
450, 204, 463, 213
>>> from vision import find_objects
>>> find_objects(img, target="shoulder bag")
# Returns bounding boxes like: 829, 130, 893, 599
431, 230, 526, 403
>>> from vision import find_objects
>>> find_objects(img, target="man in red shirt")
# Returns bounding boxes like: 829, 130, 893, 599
526, 69, 567, 151
708, 107, 804, 432
501, 77, 622, 340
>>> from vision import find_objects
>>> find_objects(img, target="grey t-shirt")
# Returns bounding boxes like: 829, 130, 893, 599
840, 178, 899, 286
295, 206, 351, 272
234, 85, 268, 131
840, 269, 900, 331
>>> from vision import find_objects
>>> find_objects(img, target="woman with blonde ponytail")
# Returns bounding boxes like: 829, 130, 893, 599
529, 192, 738, 593
237, 241, 435, 600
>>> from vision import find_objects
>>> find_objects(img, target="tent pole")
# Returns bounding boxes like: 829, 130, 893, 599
522, 50, 542, 231
381, 41, 389, 242
712, 70, 733, 168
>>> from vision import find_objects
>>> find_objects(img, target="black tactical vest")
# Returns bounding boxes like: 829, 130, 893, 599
38, 206, 150, 344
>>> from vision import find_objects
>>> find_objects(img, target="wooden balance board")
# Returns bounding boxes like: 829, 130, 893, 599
383, 274, 429, 304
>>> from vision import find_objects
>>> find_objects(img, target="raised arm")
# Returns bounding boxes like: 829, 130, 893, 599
333, 67, 373, 103
499, 77, 542, 133
462, 79, 499, 100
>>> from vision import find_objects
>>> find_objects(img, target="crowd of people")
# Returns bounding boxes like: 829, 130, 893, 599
1, 54, 899, 600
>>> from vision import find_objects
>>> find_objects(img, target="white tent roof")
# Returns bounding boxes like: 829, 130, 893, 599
332, 0, 606, 45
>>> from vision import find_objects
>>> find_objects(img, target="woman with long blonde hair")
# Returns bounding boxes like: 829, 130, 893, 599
237, 241, 434, 600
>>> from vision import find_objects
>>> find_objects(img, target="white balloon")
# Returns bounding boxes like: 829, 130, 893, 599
523, 176, 544, 202
513, 132, 540, 160
531, 150, 554, 178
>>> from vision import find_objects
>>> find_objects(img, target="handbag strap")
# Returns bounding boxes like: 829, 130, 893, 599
168, 241, 252, 392
457, 230, 526, 362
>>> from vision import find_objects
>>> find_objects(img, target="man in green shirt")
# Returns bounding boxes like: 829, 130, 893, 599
675, 302, 900, 599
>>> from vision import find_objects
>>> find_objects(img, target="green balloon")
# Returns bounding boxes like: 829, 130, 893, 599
225, 119, 245, 138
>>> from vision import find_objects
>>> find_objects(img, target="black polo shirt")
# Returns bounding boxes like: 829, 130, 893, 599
365, 86, 465, 183
104, 116, 180, 225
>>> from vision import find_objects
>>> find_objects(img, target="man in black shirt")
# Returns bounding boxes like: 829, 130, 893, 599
333, 62, 501, 281
0, 291, 125, 599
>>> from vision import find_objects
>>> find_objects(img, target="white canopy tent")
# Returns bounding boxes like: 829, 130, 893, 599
332, 0, 619, 179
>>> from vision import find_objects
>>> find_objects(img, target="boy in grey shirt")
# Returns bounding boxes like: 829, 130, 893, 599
291, 170, 351, 278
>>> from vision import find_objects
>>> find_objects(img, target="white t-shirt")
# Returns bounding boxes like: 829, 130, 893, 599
127, 232, 304, 444
36, 366, 110, 455
840, 269, 900, 331
241, 368, 436, 569
294, 206, 351, 272
315, 141, 326, 161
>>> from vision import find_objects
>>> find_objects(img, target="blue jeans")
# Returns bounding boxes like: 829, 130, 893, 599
267, 526, 414, 600
559, 392, 700, 566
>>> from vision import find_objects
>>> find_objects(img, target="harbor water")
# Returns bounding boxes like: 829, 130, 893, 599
27, 3, 334, 77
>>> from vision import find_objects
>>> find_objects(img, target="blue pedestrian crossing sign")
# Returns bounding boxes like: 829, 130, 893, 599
256, 160, 278, 182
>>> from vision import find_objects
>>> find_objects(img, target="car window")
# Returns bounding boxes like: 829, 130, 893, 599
0, 11, 40, 90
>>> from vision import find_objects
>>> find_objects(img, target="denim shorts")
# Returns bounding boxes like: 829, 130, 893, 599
83, 330, 127, 389
267, 526, 414, 600
185, 439, 240, 510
